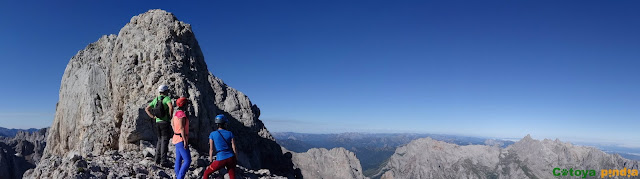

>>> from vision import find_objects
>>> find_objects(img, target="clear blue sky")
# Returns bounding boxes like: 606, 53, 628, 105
1, 0, 638, 147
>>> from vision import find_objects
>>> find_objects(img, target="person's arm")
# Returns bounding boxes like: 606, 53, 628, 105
181, 118, 188, 149
168, 101, 174, 117
231, 138, 237, 155
145, 106, 155, 119
209, 138, 214, 161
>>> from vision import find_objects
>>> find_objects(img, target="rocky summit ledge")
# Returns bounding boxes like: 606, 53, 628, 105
26, 140, 287, 179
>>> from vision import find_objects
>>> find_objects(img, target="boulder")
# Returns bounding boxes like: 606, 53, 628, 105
288, 147, 368, 179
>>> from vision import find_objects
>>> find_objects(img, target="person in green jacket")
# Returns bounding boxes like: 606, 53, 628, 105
145, 84, 174, 166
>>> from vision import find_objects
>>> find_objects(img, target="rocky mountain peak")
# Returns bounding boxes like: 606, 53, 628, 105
27, 9, 295, 178
129, 9, 178, 26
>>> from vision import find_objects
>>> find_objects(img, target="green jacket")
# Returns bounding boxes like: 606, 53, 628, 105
148, 95, 171, 122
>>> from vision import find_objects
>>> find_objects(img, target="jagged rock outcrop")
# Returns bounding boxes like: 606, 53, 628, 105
0, 128, 48, 179
288, 147, 368, 179
24, 143, 288, 179
373, 135, 640, 179
26, 9, 293, 178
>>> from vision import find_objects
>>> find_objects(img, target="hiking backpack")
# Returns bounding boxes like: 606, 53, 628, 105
151, 96, 168, 119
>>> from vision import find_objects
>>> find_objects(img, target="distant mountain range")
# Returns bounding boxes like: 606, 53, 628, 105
372, 135, 639, 179
272, 132, 515, 177
0, 128, 48, 179
0, 127, 39, 138
274, 132, 640, 178
573, 142, 640, 161
613, 152, 640, 161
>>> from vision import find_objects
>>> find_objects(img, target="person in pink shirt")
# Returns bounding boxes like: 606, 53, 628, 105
172, 97, 190, 179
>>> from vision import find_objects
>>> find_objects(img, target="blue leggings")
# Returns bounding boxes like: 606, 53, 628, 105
174, 142, 191, 179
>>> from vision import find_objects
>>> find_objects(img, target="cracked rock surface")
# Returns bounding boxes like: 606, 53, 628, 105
26, 9, 294, 178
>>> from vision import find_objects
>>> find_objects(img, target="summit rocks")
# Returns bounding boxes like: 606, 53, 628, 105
288, 148, 368, 179
26, 9, 293, 178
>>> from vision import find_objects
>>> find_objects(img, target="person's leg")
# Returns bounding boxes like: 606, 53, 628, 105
226, 157, 237, 179
159, 122, 171, 163
203, 160, 224, 179
178, 146, 191, 179
161, 136, 169, 163
174, 142, 183, 177
154, 123, 162, 164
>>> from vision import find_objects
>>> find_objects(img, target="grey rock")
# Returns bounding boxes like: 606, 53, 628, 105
373, 135, 640, 179
89, 164, 101, 172
140, 140, 155, 158
194, 158, 207, 168
26, 149, 293, 178
140, 140, 154, 149
74, 159, 87, 168
66, 151, 82, 162
107, 172, 116, 179
157, 170, 170, 178
0, 128, 48, 179
139, 158, 154, 166
142, 147, 155, 158
136, 173, 147, 179
135, 166, 148, 174
27, 9, 295, 178
288, 147, 368, 179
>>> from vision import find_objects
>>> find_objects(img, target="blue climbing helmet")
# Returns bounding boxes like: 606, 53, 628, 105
214, 114, 228, 124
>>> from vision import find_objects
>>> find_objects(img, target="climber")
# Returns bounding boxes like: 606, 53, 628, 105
203, 114, 238, 179
172, 97, 191, 179
145, 84, 174, 167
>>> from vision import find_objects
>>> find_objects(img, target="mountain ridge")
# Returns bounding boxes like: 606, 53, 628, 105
0, 127, 39, 137
373, 135, 640, 179
0, 128, 48, 179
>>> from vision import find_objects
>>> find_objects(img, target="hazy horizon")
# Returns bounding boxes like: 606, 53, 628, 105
263, 123, 640, 149
1, 122, 638, 150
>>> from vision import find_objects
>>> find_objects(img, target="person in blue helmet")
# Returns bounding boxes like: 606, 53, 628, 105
203, 114, 237, 179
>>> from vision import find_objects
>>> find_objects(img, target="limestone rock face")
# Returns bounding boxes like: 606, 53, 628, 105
289, 147, 368, 179
373, 135, 640, 179
27, 9, 293, 178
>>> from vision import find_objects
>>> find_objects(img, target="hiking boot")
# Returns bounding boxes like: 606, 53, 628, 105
160, 160, 173, 168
